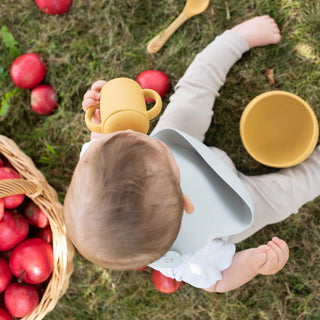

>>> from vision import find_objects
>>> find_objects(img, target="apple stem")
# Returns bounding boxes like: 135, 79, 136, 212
18, 271, 26, 283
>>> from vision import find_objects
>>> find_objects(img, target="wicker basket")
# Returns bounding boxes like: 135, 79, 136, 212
0, 135, 74, 320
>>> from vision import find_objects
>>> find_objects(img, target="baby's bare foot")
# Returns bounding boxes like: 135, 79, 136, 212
232, 15, 281, 48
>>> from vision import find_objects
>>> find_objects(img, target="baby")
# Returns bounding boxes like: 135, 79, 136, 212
64, 16, 320, 292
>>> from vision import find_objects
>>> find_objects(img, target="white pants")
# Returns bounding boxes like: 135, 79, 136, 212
152, 30, 320, 243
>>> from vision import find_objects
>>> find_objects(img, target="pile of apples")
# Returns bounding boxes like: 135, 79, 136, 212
0, 157, 53, 319
10, 52, 58, 115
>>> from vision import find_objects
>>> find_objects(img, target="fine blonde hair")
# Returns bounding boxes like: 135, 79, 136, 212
64, 132, 184, 270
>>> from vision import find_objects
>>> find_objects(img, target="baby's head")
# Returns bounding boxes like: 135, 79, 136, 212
64, 131, 184, 270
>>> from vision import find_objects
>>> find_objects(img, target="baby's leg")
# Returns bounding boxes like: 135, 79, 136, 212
152, 16, 281, 141
229, 146, 320, 243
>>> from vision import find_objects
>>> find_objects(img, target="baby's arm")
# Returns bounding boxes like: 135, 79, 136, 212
204, 237, 289, 293
82, 80, 106, 140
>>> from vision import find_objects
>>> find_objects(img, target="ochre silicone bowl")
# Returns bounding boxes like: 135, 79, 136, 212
240, 91, 319, 168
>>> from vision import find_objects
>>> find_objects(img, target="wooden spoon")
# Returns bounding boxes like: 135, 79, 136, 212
147, 0, 210, 54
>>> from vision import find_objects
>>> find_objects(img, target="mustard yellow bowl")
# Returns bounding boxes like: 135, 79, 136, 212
240, 91, 319, 168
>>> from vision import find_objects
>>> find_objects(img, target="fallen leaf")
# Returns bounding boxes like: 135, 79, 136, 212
265, 69, 275, 86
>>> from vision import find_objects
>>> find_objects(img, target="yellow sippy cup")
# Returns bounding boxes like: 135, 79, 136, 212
85, 77, 162, 134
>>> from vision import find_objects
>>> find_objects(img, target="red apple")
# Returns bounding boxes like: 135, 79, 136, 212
4, 282, 39, 318
0, 167, 25, 209
35, 0, 72, 14
0, 258, 12, 293
0, 308, 12, 320
9, 238, 53, 284
0, 199, 4, 221
10, 53, 46, 89
23, 201, 49, 228
136, 70, 170, 103
34, 225, 53, 245
0, 211, 29, 251
31, 84, 58, 115
151, 270, 182, 294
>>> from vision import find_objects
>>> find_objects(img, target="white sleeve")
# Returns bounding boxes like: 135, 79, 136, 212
152, 239, 235, 289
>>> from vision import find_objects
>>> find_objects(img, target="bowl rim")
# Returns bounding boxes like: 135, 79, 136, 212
240, 90, 319, 168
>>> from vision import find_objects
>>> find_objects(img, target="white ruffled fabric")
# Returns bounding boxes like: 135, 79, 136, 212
151, 239, 235, 289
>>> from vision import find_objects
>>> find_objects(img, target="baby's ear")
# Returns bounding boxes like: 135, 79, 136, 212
183, 194, 194, 214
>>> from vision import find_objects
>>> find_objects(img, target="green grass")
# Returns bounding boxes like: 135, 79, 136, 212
0, 0, 320, 319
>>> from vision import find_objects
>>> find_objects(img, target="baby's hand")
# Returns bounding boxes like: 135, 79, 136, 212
249, 237, 289, 275
82, 80, 107, 124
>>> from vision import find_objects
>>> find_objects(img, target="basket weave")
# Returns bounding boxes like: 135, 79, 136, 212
0, 135, 74, 320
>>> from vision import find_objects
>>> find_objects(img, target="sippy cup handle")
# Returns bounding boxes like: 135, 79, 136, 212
143, 89, 162, 120
85, 105, 102, 133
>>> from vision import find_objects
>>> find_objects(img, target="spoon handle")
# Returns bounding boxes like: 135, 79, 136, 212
147, 12, 189, 54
